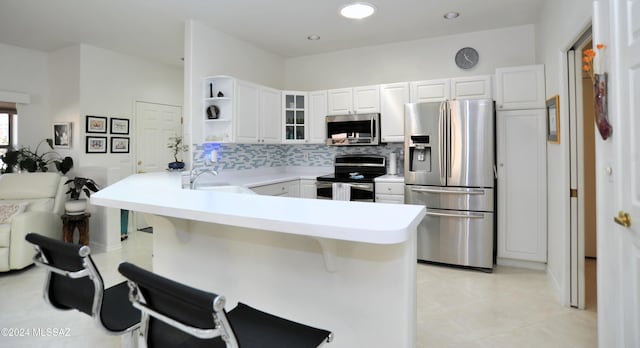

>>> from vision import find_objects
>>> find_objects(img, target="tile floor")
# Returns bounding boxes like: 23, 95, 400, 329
0, 231, 597, 347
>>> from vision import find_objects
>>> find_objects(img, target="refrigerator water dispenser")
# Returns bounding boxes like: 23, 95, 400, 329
408, 135, 431, 173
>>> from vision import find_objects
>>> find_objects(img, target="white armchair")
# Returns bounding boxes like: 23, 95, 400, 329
0, 173, 68, 271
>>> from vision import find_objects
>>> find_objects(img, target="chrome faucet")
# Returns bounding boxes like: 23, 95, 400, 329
190, 153, 219, 189
190, 166, 218, 189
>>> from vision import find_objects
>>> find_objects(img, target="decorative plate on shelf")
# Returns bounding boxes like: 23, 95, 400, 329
206, 105, 220, 119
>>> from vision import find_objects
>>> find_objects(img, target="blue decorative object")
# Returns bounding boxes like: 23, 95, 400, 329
168, 161, 185, 170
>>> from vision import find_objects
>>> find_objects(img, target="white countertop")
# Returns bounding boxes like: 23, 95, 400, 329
90, 170, 424, 245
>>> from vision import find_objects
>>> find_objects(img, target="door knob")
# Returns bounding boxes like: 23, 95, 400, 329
614, 211, 632, 227
137, 161, 142, 165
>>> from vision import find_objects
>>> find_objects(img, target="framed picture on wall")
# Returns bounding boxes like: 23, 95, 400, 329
86, 115, 107, 133
86, 136, 107, 153
546, 95, 560, 144
110, 137, 130, 153
110, 117, 129, 135
52, 122, 71, 148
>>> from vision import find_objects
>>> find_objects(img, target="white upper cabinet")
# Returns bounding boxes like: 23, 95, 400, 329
410, 79, 451, 103
260, 87, 282, 143
353, 85, 380, 113
380, 82, 410, 143
327, 85, 380, 115
450, 75, 493, 100
308, 90, 328, 144
495, 65, 546, 110
327, 88, 353, 115
234, 80, 260, 143
235, 80, 281, 144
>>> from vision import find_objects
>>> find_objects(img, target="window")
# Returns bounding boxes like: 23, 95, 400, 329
0, 102, 17, 155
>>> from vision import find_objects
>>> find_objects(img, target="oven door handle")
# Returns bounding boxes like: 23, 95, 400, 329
425, 211, 484, 219
350, 183, 373, 190
410, 187, 485, 195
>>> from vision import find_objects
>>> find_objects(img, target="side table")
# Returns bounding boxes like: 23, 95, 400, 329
61, 213, 91, 246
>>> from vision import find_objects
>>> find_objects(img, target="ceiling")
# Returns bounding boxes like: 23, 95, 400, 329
0, 0, 545, 66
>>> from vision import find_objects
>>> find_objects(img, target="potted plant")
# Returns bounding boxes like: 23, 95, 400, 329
0, 138, 74, 174
64, 177, 100, 215
167, 135, 189, 170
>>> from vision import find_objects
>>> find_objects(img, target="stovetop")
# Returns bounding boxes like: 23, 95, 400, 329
316, 173, 382, 183
317, 154, 387, 183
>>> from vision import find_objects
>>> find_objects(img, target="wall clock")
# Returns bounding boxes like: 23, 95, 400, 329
455, 47, 479, 70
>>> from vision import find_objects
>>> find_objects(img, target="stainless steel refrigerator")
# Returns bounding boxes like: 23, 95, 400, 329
404, 99, 495, 270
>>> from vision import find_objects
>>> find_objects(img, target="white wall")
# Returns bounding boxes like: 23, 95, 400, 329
47, 44, 184, 251
284, 25, 536, 90
535, 0, 593, 305
49, 45, 81, 164
78, 44, 183, 179
0, 43, 50, 147
184, 20, 285, 145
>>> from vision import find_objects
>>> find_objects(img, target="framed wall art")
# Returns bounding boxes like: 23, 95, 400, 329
546, 95, 560, 144
110, 117, 129, 135
110, 137, 130, 153
86, 136, 107, 153
86, 115, 107, 133
52, 122, 71, 148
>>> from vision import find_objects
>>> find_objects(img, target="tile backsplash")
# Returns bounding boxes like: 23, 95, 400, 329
193, 143, 404, 173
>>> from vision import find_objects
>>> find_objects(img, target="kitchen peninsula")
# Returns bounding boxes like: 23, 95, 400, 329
90, 172, 425, 348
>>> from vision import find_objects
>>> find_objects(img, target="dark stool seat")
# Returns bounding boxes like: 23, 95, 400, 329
118, 262, 333, 348
25, 233, 140, 336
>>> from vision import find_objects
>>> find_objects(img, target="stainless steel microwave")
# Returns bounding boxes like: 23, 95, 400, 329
325, 113, 380, 146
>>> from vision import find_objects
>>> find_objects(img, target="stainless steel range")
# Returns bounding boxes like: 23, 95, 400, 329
316, 154, 386, 202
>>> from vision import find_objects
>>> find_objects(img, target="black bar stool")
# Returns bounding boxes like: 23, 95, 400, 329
118, 261, 333, 348
25, 233, 141, 338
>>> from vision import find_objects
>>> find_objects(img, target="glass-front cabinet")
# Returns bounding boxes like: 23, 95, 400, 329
282, 91, 308, 143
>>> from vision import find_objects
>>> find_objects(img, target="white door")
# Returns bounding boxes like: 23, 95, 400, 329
497, 110, 547, 262
135, 101, 183, 173
598, 0, 640, 346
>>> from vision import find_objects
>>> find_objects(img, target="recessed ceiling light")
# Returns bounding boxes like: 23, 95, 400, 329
307, 35, 321, 41
443, 11, 460, 19
340, 2, 376, 20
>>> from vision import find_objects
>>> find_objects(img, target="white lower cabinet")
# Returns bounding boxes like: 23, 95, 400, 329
300, 179, 317, 199
375, 182, 405, 204
251, 180, 300, 197
497, 109, 547, 263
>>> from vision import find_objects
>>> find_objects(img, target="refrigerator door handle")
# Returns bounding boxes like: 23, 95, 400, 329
410, 187, 485, 195
438, 101, 446, 182
426, 210, 485, 219
446, 101, 452, 178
